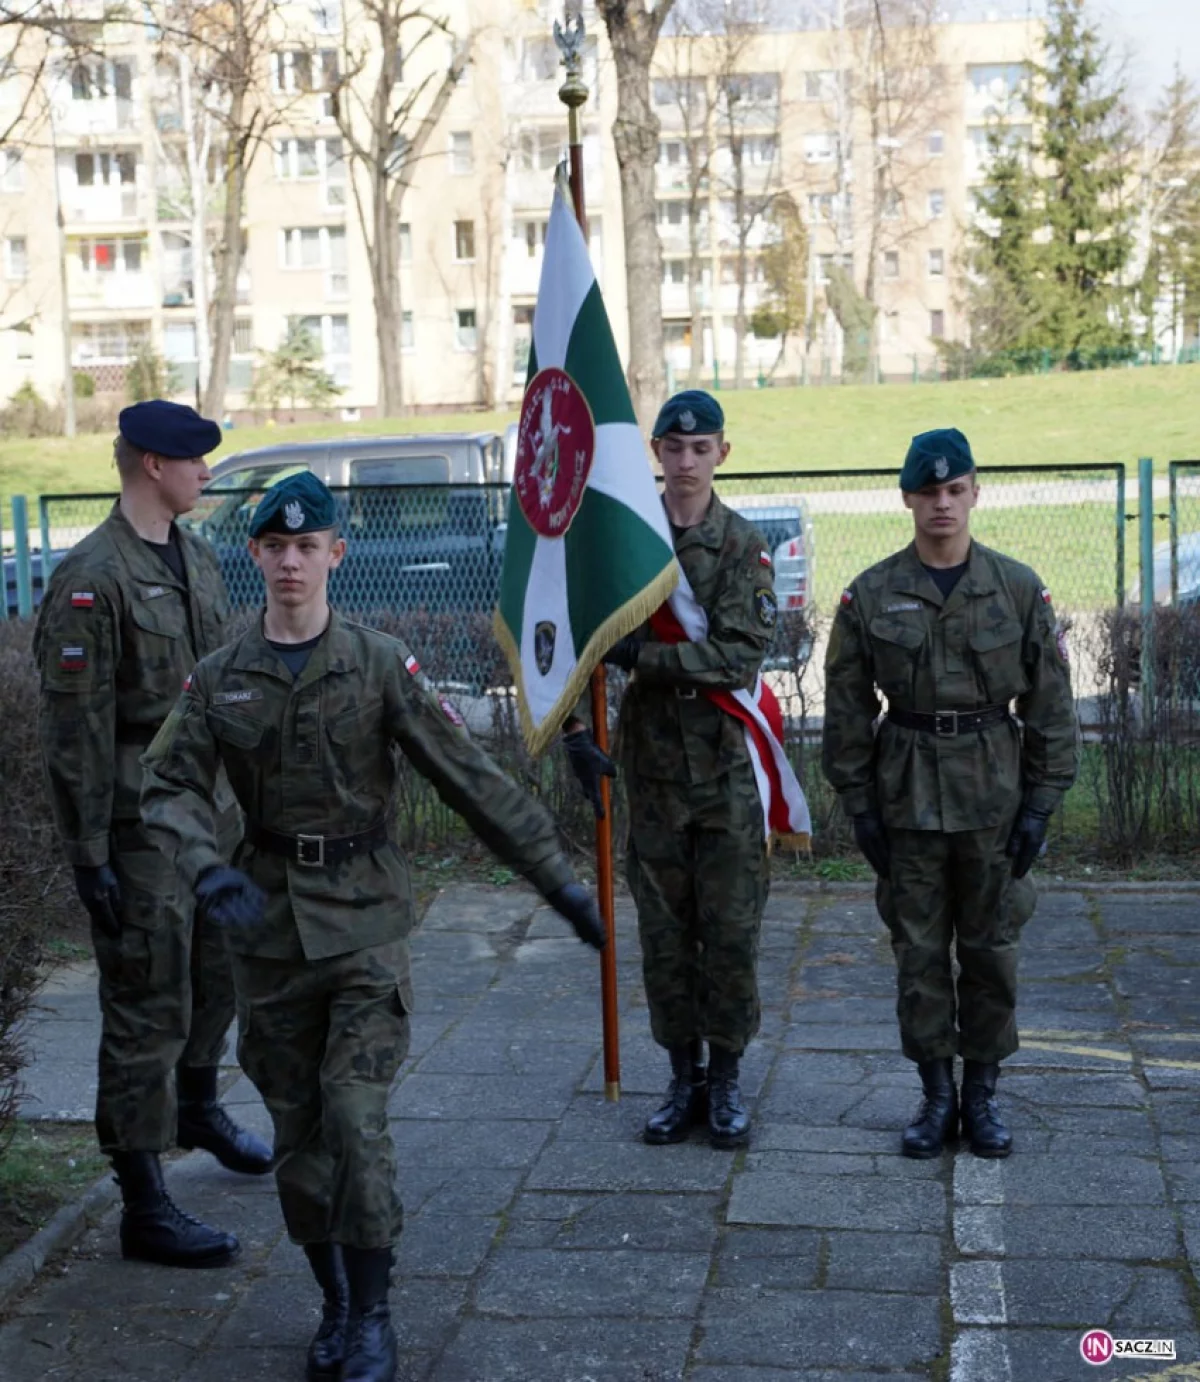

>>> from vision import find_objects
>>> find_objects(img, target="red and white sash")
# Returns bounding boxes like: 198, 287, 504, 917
648, 568, 812, 848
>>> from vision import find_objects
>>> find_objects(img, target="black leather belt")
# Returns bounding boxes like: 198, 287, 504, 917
246, 820, 388, 868
886, 705, 1010, 737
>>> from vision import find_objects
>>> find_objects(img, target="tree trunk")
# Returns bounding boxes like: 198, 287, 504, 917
600, 1, 674, 430
733, 144, 747, 389
372, 177, 403, 417
179, 51, 211, 400
202, 129, 246, 420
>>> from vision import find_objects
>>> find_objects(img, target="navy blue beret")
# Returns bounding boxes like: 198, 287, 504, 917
119, 400, 222, 459
899, 428, 976, 491
249, 471, 337, 538
652, 389, 725, 439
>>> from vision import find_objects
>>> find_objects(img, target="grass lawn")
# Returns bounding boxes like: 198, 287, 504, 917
1, 364, 1197, 502
0, 1121, 108, 1258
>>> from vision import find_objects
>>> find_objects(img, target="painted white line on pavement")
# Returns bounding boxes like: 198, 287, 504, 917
954, 1154, 1005, 1206
955, 1205, 1006, 1257
950, 1327, 1015, 1382
951, 1259, 1008, 1324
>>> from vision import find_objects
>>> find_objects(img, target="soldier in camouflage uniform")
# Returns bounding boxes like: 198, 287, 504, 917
565, 390, 777, 1150
141, 471, 605, 1382
33, 400, 271, 1271
821, 428, 1078, 1160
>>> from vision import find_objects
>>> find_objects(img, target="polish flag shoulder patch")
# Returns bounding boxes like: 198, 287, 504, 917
404, 654, 421, 677
59, 644, 87, 671
183, 673, 193, 691
758, 549, 772, 567
70, 591, 95, 609
1040, 587, 1053, 604
840, 588, 854, 607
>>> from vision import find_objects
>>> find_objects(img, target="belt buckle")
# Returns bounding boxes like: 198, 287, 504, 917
296, 833, 325, 867
934, 710, 958, 737
675, 687, 697, 700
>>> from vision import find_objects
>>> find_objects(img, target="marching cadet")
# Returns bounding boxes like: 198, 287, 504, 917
33, 400, 270, 1271
822, 428, 1078, 1159
565, 389, 781, 1150
141, 471, 605, 1382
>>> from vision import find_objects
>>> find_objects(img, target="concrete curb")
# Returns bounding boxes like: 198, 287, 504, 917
0, 1164, 119, 1313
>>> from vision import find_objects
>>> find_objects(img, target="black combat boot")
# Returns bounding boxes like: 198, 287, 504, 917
302, 1243, 351, 1381
177, 1066, 273, 1175
340, 1246, 397, 1382
961, 1060, 1013, 1158
901, 1057, 959, 1159
707, 1045, 751, 1149
643, 1041, 707, 1145
112, 1150, 239, 1268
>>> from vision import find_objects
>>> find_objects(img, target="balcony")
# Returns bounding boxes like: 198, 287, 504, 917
65, 186, 142, 226
58, 98, 138, 138
68, 272, 155, 311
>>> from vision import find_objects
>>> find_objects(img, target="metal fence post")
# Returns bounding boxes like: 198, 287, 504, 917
1115, 464, 1126, 607
1168, 462, 1179, 606
39, 496, 55, 588
12, 495, 33, 620
1138, 457, 1155, 712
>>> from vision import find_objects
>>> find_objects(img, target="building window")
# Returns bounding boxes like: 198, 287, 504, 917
449, 131, 473, 175
454, 219, 475, 262
928, 188, 945, 219
514, 218, 547, 257
281, 226, 345, 274
657, 200, 685, 227
663, 259, 686, 285
399, 222, 412, 262
72, 320, 149, 363
883, 250, 899, 280
743, 134, 778, 166
288, 312, 351, 386
881, 188, 902, 221
79, 238, 144, 273
520, 37, 558, 83
400, 309, 414, 350
233, 318, 254, 355
75, 151, 137, 188
70, 59, 132, 103
928, 248, 945, 278
311, 1, 341, 33
517, 126, 563, 173
803, 131, 837, 164
323, 138, 346, 208
930, 309, 945, 339
928, 129, 944, 156
804, 70, 837, 101
455, 307, 477, 350
15, 327, 31, 360
0, 148, 23, 192
272, 49, 339, 94
652, 76, 704, 114
5, 235, 26, 279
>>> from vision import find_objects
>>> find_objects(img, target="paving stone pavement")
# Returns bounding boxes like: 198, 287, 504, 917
4, 883, 1200, 1382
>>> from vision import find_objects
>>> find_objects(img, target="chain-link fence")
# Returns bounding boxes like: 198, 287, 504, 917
1168, 461, 1200, 606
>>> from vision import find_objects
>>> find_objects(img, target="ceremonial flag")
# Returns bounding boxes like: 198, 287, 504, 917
495, 175, 677, 755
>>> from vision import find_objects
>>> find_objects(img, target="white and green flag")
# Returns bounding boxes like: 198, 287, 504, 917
495, 176, 677, 755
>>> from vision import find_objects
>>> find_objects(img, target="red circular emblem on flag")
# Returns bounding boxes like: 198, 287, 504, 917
514, 367, 596, 539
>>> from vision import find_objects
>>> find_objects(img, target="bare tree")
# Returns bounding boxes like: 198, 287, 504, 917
596, 0, 675, 430
330, 2, 470, 418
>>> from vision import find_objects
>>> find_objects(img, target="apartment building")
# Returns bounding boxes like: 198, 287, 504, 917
0, 1, 1040, 416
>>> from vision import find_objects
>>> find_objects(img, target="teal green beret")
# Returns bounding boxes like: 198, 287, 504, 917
249, 471, 337, 538
119, 400, 222, 458
652, 389, 725, 439
899, 428, 976, 491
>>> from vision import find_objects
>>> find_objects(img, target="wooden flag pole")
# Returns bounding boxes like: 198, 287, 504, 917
556, 7, 620, 1102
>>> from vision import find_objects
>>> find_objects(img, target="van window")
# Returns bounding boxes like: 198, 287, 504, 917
350, 455, 451, 485
187, 461, 310, 533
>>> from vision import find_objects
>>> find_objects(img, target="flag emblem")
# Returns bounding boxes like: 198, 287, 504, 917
515, 367, 596, 538
758, 550, 772, 568
404, 654, 421, 676
60, 645, 87, 670
1040, 587, 1053, 604
71, 591, 95, 608
534, 621, 556, 676
841, 588, 854, 606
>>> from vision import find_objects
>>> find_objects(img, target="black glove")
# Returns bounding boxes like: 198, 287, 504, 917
602, 635, 643, 672
563, 728, 617, 819
1005, 804, 1052, 880
851, 810, 891, 878
196, 866, 267, 931
73, 864, 123, 938
546, 883, 607, 950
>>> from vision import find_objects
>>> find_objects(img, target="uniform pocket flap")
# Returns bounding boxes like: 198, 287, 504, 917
869, 616, 925, 650
970, 621, 1023, 653
326, 698, 381, 743
130, 599, 182, 637
205, 708, 265, 749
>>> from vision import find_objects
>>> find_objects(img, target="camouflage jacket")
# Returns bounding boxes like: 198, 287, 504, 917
618, 494, 777, 784
821, 539, 1078, 832
140, 612, 575, 960
33, 503, 233, 868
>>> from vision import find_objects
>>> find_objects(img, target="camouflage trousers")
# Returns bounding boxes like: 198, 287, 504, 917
231, 938, 412, 1249
626, 760, 768, 1056
93, 813, 238, 1153
875, 803, 1037, 1065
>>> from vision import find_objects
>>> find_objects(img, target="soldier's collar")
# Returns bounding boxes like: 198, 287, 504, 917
234, 610, 358, 682
108, 503, 191, 590
668, 492, 724, 550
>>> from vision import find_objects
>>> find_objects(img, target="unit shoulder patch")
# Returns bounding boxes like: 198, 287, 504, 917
754, 586, 778, 628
